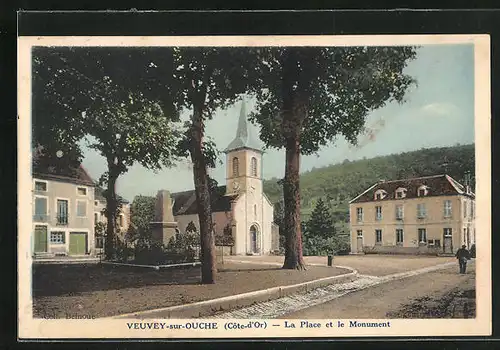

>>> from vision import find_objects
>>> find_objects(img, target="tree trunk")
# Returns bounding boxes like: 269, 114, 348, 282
280, 49, 306, 270
105, 170, 118, 261
282, 134, 306, 270
190, 105, 217, 284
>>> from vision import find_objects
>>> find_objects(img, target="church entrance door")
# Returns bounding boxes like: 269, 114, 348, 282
250, 225, 259, 254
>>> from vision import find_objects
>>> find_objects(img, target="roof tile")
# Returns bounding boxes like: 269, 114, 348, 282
350, 174, 474, 203
171, 185, 238, 216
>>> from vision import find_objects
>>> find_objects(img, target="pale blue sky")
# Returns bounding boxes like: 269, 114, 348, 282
80, 44, 475, 202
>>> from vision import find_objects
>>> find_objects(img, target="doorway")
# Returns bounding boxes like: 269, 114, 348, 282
249, 225, 259, 254
443, 235, 453, 254
356, 230, 363, 253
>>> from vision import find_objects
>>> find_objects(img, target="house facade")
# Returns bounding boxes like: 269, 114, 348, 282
349, 174, 475, 255
154, 101, 280, 255
94, 188, 131, 249
32, 166, 97, 258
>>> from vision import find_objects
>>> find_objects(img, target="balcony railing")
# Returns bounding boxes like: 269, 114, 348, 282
56, 214, 69, 226
33, 189, 48, 195
33, 214, 49, 223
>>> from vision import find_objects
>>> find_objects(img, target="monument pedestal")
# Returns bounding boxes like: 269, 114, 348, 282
150, 190, 179, 246
150, 222, 178, 246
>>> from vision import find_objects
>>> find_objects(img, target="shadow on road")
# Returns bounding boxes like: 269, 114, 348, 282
32, 263, 202, 297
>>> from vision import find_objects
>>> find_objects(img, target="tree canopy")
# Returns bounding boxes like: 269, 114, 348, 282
32, 47, 183, 259
249, 46, 418, 154
248, 46, 418, 269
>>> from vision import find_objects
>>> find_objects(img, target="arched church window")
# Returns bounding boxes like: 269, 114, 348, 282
251, 157, 257, 177
232, 157, 239, 176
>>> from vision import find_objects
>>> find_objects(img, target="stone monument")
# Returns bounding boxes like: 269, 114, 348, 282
150, 190, 178, 246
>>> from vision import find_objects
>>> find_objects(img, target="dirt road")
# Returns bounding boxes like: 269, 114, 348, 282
279, 265, 475, 319
226, 254, 455, 276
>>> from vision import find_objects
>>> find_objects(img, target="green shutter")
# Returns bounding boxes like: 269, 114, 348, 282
69, 232, 87, 255
34, 197, 47, 215
34, 225, 48, 253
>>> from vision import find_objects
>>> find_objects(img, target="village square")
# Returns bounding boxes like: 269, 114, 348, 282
28, 43, 477, 321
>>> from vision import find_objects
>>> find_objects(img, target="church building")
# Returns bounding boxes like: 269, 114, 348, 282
151, 102, 280, 255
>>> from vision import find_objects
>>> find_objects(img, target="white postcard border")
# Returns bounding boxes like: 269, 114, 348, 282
18, 34, 491, 339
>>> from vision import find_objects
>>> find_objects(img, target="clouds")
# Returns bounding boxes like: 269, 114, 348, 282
420, 102, 461, 117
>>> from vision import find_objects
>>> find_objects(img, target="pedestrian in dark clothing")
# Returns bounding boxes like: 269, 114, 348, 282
456, 245, 471, 274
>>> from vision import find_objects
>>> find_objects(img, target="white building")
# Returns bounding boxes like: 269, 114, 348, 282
168, 102, 280, 255
32, 165, 96, 258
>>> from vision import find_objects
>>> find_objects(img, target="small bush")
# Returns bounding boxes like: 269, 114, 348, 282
134, 240, 166, 265
215, 234, 235, 246
165, 230, 199, 263
303, 234, 351, 256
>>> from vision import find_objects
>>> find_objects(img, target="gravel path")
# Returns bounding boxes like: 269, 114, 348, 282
211, 261, 463, 319
211, 275, 383, 319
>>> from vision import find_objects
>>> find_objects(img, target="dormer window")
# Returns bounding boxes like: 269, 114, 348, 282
395, 187, 407, 199
417, 185, 429, 197
374, 189, 387, 200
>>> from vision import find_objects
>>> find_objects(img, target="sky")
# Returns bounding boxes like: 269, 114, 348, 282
79, 44, 475, 202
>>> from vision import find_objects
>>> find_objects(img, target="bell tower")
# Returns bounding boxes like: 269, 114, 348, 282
224, 101, 263, 196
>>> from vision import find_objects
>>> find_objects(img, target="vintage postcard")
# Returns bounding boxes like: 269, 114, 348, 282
18, 34, 491, 339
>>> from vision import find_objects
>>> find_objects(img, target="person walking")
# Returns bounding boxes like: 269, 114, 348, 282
455, 244, 471, 274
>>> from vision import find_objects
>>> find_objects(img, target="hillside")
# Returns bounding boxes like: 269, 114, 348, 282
263, 144, 475, 226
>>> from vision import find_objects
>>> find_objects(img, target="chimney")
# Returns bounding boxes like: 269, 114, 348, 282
464, 172, 471, 194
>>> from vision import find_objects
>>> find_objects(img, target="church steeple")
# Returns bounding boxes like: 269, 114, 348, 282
224, 101, 262, 154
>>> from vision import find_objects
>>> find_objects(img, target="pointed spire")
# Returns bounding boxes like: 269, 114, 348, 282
236, 101, 249, 139
224, 100, 262, 154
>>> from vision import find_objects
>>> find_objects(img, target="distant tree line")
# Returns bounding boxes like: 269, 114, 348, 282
267, 143, 474, 223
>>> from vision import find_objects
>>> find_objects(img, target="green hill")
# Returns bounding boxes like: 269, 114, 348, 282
263, 143, 475, 227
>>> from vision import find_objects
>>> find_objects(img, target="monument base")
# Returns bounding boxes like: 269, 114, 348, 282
150, 221, 178, 246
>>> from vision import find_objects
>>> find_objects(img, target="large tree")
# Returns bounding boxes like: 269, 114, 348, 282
131, 47, 254, 284
249, 46, 418, 269
85, 91, 181, 260
32, 47, 182, 260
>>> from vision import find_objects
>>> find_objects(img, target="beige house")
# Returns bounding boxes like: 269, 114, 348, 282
32, 165, 97, 258
156, 102, 280, 255
349, 174, 475, 255
94, 188, 131, 248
